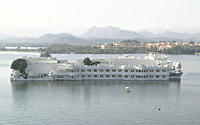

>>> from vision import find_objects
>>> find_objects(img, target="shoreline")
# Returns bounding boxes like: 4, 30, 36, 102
0, 50, 38, 53
1, 50, 200, 55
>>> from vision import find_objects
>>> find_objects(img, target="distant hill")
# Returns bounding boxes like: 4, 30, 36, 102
192, 32, 200, 39
81, 26, 121, 38
1, 33, 125, 46
1, 26, 200, 47
156, 30, 191, 39
139, 31, 155, 38
38, 33, 74, 42
81, 26, 144, 39
81, 26, 200, 42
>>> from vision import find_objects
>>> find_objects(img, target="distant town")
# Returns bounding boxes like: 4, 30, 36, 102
46, 40, 200, 54
1, 39, 200, 54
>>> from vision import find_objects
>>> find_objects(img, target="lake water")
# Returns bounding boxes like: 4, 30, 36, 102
4, 47, 46, 50
0, 52, 200, 125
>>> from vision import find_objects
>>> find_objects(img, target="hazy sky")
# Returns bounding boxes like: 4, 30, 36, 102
0, 0, 200, 37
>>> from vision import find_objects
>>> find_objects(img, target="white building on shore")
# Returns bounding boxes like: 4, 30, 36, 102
10, 53, 183, 81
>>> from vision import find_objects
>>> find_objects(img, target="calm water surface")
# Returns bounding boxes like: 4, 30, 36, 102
0, 52, 200, 125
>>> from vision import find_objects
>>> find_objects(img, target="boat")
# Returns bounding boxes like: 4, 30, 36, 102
10, 53, 183, 81
125, 87, 130, 92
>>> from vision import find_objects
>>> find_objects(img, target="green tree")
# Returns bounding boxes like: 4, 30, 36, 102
83, 57, 93, 65
189, 41, 195, 45
40, 52, 52, 57
11, 58, 27, 74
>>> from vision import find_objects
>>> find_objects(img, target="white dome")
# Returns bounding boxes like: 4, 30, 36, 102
13, 70, 20, 76
137, 64, 147, 68
175, 61, 182, 67
49, 71, 53, 76
66, 64, 78, 69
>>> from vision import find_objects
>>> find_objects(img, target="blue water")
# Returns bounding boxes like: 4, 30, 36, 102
0, 52, 200, 125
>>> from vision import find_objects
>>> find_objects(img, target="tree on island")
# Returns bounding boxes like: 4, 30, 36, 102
83, 57, 93, 65
11, 58, 27, 74
40, 51, 52, 57
83, 57, 101, 66
189, 41, 195, 45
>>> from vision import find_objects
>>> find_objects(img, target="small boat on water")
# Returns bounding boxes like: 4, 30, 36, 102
125, 87, 130, 92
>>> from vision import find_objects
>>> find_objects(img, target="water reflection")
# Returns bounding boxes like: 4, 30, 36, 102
11, 80, 180, 89
11, 80, 181, 101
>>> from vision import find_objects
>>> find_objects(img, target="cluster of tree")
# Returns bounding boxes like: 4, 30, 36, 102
40, 52, 52, 57
161, 46, 200, 54
46, 43, 200, 54
10, 58, 27, 74
121, 39, 141, 46
46, 44, 152, 54
83, 57, 101, 66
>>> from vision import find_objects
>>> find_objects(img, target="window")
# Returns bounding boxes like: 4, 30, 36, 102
118, 75, 122, 78
112, 70, 116, 72
88, 75, 91, 77
106, 69, 109, 72
100, 75, 103, 77
57, 75, 64, 78
88, 70, 91, 72
149, 70, 153, 72
125, 70, 128, 72
156, 75, 159, 78
162, 70, 166, 72
100, 69, 103, 72
156, 70, 160, 72
131, 75, 134, 78
81, 70, 85, 72
118, 70, 122, 72
131, 70, 135, 72
106, 75, 109, 77
125, 75, 128, 78
112, 75, 116, 77
81, 75, 85, 77
162, 76, 166, 78
94, 75, 97, 77
94, 69, 97, 72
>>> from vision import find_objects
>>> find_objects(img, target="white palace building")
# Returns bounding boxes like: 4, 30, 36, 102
10, 53, 183, 81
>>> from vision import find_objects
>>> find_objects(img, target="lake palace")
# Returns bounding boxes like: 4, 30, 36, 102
10, 53, 183, 81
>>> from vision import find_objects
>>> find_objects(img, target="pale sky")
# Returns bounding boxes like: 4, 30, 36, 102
0, 0, 199, 37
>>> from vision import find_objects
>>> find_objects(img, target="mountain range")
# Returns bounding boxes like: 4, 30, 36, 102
81, 26, 200, 40
1, 26, 200, 46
